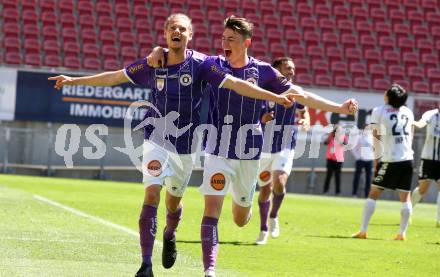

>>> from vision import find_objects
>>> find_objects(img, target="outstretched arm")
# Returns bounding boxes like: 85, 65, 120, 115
48, 70, 129, 89
222, 75, 298, 108
413, 119, 427, 129
292, 88, 358, 115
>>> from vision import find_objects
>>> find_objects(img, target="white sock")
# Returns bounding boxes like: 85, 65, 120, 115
411, 187, 423, 207
437, 192, 440, 222
399, 202, 412, 235
360, 198, 376, 232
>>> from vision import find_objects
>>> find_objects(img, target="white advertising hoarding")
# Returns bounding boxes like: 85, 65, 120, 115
0, 67, 17, 121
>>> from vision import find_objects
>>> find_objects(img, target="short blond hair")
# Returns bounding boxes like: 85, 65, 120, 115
164, 13, 193, 31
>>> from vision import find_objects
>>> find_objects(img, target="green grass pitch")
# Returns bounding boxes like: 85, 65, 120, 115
0, 174, 439, 277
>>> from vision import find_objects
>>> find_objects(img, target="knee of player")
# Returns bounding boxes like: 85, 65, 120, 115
233, 217, 249, 227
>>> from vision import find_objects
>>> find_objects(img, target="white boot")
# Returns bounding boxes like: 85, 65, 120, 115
269, 217, 280, 238
255, 231, 269, 245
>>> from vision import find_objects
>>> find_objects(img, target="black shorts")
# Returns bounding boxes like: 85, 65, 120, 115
418, 159, 440, 181
373, 160, 413, 191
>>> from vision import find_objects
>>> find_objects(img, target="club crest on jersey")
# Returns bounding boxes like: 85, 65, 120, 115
268, 101, 275, 109
246, 77, 257, 84
156, 78, 165, 91
180, 74, 192, 86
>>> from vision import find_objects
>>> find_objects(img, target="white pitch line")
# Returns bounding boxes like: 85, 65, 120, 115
33, 194, 139, 238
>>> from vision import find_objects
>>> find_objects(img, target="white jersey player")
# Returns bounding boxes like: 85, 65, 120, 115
411, 104, 440, 227
353, 84, 414, 241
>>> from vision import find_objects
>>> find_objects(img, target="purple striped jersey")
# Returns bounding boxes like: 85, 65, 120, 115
201, 56, 297, 160
124, 49, 211, 154
262, 102, 305, 153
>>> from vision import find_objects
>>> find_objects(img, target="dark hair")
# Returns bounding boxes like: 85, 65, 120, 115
272, 57, 293, 70
223, 16, 253, 39
164, 13, 192, 31
386, 83, 408, 108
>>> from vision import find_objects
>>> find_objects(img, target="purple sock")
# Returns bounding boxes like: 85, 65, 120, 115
270, 192, 285, 219
201, 216, 219, 272
258, 200, 270, 231
164, 207, 182, 240
139, 204, 157, 265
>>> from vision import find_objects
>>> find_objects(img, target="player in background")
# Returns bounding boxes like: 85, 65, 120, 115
147, 16, 358, 277
411, 102, 440, 227
352, 84, 414, 241
255, 57, 310, 245
48, 14, 297, 277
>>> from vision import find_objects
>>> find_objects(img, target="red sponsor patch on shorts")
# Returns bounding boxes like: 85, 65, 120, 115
259, 171, 271, 182
210, 173, 226, 191
147, 160, 162, 177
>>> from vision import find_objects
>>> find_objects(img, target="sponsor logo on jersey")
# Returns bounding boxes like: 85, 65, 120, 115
211, 65, 225, 77
147, 160, 162, 176
259, 170, 271, 182
210, 173, 226, 191
180, 74, 192, 86
128, 64, 144, 74
268, 101, 275, 109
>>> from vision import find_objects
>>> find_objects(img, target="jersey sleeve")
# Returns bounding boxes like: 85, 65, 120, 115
261, 64, 304, 95
198, 56, 230, 89
370, 106, 381, 125
421, 110, 435, 124
124, 58, 152, 87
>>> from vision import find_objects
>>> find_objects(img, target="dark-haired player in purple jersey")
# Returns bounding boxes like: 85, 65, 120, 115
148, 15, 358, 277
49, 13, 297, 277
256, 57, 310, 245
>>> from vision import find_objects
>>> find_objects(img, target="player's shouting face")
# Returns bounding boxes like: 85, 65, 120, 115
222, 27, 250, 64
164, 15, 193, 52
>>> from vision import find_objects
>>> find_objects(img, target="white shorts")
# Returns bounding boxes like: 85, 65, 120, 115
200, 154, 259, 207
142, 140, 195, 197
257, 149, 295, 187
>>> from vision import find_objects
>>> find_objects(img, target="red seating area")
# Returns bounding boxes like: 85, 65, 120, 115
1, 0, 439, 94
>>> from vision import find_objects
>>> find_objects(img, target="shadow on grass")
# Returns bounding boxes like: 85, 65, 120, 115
369, 223, 400, 226
307, 234, 384, 241
425, 242, 440, 245
177, 240, 255, 246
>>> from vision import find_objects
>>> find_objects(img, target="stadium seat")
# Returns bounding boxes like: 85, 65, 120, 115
83, 43, 99, 58
195, 37, 211, 53
341, 34, 357, 49
205, 0, 221, 10
263, 15, 280, 29
266, 29, 283, 43
318, 18, 336, 32
421, 54, 438, 70
370, 8, 386, 23
408, 67, 425, 82
187, 0, 203, 9
337, 20, 354, 35
388, 65, 406, 80
297, 3, 313, 18
312, 60, 329, 75
427, 69, 440, 83
23, 25, 40, 40
270, 43, 287, 59
303, 31, 320, 46
282, 16, 297, 30
242, 0, 258, 14
393, 24, 410, 40
119, 32, 136, 48
4, 37, 21, 52
135, 19, 150, 33
421, 0, 437, 11
322, 32, 338, 48
64, 56, 81, 69
360, 35, 376, 51
307, 46, 324, 59
102, 45, 119, 59
436, 40, 440, 52
41, 11, 57, 25
121, 46, 137, 60
43, 40, 60, 56
333, 5, 350, 21
42, 25, 58, 41
5, 52, 22, 65
315, 4, 331, 17
408, 11, 424, 25
223, 0, 239, 13
40, 0, 56, 11
356, 21, 373, 36
60, 13, 76, 29
350, 62, 367, 79
334, 76, 351, 88
59, 0, 75, 13
353, 77, 370, 90
3, 8, 19, 23
383, 51, 400, 66
188, 10, 204, 24
393, 80, 410, 91
403, 0, 419, 13
134, 6, 149, 19
22, 10, 39, 25
285, 30, 301, 45
116, 18, 133, 33
289, 45, 306, 59
137, 33, 154, 48
398, 38, 415, 52
432, 83, 440, 95
3, 23, 20, 38
83, 58, 101, 71
345, 48, 362, 63
369, 64, 386, 79
374, 22, 391, 38
44, 55, 62, 67
104, 59, 121, 71
22, 0, 38, 11
278, 2, 294, 17
294, 59, 310, 75
81, 29, 97, 44
416, 39, 434, 55
389, 9, 405, 27
78, 1, 94, 15
364, 49, 381, 64
79, 14, 95, 29
300, 18, 318, 32
315, 75, 332, 87
412, 25, 429, 40
207, 10, 224, 25
372, 79, 391, 91
250, 41, 266, 57
411, 81, 430, 94
24, 53, 42, 67
431, 26, 440, 41
402, 52, 419, 68
193, 23, 209, 37
63, 41, 81, 56
426, 12, 440, 26
327, 47, 343, 64
378, 37, 395, 51
24, 38, 40, 54
295, 74, 312, 86
115, 3, 131, 18
98, 16, 114, 31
